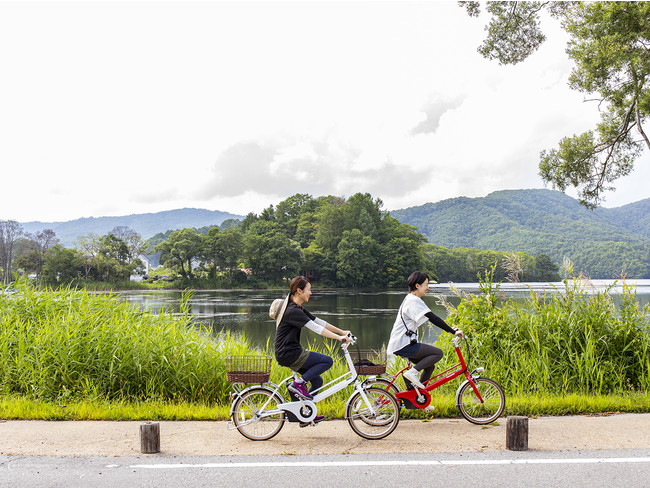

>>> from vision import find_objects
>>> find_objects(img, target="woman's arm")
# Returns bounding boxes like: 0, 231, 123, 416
321, 327, 350, 342
315, 318, 351, 337
304, 319, 351, 342
424, 311, 463, 337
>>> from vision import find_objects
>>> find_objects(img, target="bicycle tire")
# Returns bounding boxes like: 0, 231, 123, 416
457, 377, 505, 425
346, 386, 400, 440
231, 387, 285, 441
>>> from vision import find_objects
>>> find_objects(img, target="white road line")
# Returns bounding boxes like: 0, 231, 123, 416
124, 458, 650, 469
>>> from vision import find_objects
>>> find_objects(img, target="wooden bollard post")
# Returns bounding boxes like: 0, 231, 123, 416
506, 416, 528, 451
140, 422, 160, 454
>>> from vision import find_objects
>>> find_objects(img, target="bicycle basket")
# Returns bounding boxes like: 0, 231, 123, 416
225, 355, 272, 383
352, 349, 387, 375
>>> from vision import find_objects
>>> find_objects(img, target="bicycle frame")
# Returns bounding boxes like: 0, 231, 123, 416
228, 338, 380, 429
384, 337, 486, 408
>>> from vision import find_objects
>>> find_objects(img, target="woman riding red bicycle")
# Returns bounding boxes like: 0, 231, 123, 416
387, 271, 464, 406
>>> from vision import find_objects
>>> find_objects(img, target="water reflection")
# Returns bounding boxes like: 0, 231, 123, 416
117, 279, 650, 351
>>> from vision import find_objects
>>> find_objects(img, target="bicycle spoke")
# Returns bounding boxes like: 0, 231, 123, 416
457, 377, 505, 425
347, 387, 400, 439
232, 388, 285, 441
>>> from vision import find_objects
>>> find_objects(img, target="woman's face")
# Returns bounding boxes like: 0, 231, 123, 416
295, 282, 312, 303
413, 278, 429, 298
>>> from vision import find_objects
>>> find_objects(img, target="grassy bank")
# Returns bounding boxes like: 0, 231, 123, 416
443, 272, 650, 395
2, 281, 649, 421
2, 392, 648, 421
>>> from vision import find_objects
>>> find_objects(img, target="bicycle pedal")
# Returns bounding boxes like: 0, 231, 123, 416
299, 415, 325, 427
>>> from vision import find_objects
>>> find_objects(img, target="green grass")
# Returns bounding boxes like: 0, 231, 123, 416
2, 280, 650, 421
0, 394, 229, 420
443, 271, 650, 396
2, 392, 648, 421
0, 285, 241, 404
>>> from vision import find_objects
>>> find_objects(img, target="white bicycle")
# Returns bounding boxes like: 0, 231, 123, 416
227, 335, 400, 441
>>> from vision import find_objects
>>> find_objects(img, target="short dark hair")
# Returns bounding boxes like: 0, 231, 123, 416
407, 271, 429, 291
289, 276, 310, 296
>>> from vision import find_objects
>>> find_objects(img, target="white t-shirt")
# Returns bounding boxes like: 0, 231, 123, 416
386, 293, 431, 355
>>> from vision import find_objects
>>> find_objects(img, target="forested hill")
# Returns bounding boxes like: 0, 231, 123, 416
390, 189, 650, 278
21, 208, 243, 247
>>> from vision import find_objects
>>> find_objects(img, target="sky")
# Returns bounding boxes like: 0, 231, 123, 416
2, 0, 649, 223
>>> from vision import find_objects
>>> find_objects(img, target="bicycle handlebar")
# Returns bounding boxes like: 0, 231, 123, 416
341, 333, 357, 349
452, 335, 468, 347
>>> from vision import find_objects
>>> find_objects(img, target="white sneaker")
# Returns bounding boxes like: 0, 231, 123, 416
423, 405, 435, 413
403, 368, 425, 389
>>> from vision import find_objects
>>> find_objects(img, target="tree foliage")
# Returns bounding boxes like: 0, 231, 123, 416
462, 1, 650, 208
393, 188, 650, 279
147, 193, 429, 288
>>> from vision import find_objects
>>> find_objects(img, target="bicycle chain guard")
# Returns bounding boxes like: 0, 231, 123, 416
395, 388, 431, 410
278, 400, 318, 423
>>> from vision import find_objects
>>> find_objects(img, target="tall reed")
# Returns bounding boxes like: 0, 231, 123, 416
0, 285, 263, 404
442, 270, 650, 395
3, 277, 649, 412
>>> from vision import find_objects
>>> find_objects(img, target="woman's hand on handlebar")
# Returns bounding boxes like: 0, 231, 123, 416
454, 329, 465, 338
340, 332, 355, 344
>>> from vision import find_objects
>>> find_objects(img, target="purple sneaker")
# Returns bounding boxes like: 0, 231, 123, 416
288, 380, 313, 400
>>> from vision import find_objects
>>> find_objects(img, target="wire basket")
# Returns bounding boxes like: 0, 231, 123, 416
226, 355, 272, 383
352, 349, 387, 375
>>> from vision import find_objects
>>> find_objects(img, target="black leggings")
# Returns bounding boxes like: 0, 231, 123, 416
407, 343, 443, 388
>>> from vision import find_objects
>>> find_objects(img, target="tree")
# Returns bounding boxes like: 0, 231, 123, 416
336, 229, 380, 287
155, 228, 203, 280
14, 239, 41, 278
93, 233, 143, 282
202, 227, 244, 283
381, 237, 425, 288
243, 232, 303, 284
530, 253, 560, 281
0, 220, 23, 284
461, 1, 650, 208
216, 227, 244, 285
76, 234, 99, 281
110, 226, 145, 258
15, 229, 60, 279
41, 245, 82, 286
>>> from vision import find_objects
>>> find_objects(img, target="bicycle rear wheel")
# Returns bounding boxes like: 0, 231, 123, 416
363, 376, 401, 396
457, 377, 505, 425
232, 387, 285, 441
346, 386, 400, 440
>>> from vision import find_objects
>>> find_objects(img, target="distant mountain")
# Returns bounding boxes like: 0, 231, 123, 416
21, 208, 243, 247
606, 199, 650, 239
390, 189, 650, 278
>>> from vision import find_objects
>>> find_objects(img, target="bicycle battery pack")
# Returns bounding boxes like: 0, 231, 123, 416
278, 400, 318, 423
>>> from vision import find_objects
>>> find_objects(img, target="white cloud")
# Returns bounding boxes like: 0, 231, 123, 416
0, 1, 646, 223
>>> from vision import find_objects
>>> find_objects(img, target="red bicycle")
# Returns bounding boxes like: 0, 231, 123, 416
365, 336, 505, 424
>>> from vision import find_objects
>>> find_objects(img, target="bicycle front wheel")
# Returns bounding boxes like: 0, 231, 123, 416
346, 386, 400, 440
457, 377, 505, 425
232, 387, 285, 441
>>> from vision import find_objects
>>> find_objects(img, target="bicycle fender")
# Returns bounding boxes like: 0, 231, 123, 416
455, 380, 471, 407
344, 388, 373, 418
229, 384, 284, 418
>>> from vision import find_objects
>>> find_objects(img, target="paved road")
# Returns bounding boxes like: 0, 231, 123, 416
1, 414, 649, 487
2, 450, 650, 488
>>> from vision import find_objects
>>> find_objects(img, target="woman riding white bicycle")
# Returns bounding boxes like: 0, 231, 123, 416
270, 276, 352, 424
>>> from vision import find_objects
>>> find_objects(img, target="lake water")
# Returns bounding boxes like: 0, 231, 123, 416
117, 279, 650, 351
